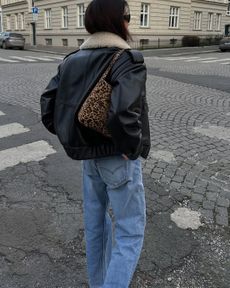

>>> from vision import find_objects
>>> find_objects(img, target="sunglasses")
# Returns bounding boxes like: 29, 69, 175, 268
123, 14, 131, 23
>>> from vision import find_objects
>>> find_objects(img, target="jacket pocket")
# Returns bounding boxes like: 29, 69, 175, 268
97, 156, 132, 189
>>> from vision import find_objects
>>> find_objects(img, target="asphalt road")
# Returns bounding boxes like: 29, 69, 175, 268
0, 47, 229, 288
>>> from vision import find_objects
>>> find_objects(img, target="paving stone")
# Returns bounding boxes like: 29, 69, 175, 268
160, 176, 171, 184
157, 162, 168, 169
206, 192, 218, 202
194, 187, 206, 195
153, 167, 164, 174
180, 187, 192, 197
151, 173, 162, 180
216, 214, 229, 227
202, 200, 215, 210
207, 183, 221, 192
219, 190, 230, 200
191, 193, 204, 203
216, 197, 230, 208
200, 209, 214, 222
172, 176, 184, 183
188, 201, 201, 210
215, 207, 228, 217
170, 181, 181, 190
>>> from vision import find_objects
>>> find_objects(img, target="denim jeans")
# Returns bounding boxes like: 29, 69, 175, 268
82, 156, 146, 288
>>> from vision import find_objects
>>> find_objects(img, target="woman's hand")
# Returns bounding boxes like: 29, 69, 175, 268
122, 154, 129, 160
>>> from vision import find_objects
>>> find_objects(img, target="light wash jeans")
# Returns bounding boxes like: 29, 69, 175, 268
82, 156, 146, 288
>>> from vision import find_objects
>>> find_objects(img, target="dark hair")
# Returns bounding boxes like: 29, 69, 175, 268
84, 0, 131, 41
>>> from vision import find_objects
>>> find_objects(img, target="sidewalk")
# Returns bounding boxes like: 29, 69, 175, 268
25, 43, 219, 57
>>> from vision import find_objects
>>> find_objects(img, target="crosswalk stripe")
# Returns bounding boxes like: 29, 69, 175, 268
0, 140, 56, 171
24, 56, 54, 61
42, 56, 64, 60
10, 56, 37, 62
200, 58, 230, 63
0, 57, 19, 63
184, 58, 203, 62
163, 56, 201, 61
0, 111, 5, 116
185, 57, 217, 62
0, 123, 30, 139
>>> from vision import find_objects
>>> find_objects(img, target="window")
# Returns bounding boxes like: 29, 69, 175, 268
216, 14, 221, 31
140, 3, 150, 27
77, 4, 85, 28
45, 38, 52, 46
140, 39, 149, 48
6, 15, 11, 30
194, 11, 202, 30
44, 9, 52, 29
62, 6, 68, 28
77, 39, 84, 46
169, 7, 179, 28
15, 14, 19, 30
62, 39, 68, 46
20, 13, 25, 30
207, 13, 214, 30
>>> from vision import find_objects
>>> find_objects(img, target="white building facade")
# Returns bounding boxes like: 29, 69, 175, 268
0, 0, 3, 32
1, 0, 230, 47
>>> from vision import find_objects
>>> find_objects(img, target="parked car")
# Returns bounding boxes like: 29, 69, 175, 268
219, 36, 230, 52
0, 32, 25, 50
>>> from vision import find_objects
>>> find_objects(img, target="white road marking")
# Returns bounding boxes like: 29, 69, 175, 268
0, 140, 56, 171
24, 56, 54, 61
221, 62, 230, 65
0, 123, 30, 139
170, 50, 218, 56
163, 56, 200, 61
194, 125, 230, 142
0, 57, 19, 63
42, 56, 64, 60
200, 58, 230, 63
0, 111, 5, 116
185, 57, 217, 62
10, 56, 37, 62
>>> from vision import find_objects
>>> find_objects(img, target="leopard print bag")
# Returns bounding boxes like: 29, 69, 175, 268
77, 49, 124, 137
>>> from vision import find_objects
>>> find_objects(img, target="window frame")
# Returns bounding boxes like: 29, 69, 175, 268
6, 15, 11, 30
193, 11, 202, 31
20, 12, 25, 30
169, 6, 180, 29
207, 12, 214, 31
140, 3, 150, 28
215, 13, 222, 31
44, 8, 52, 29
62, 6, 68, 29
77, 3, 85, 28
15, 13, 19, 30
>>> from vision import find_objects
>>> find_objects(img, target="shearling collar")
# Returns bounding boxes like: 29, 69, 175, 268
80, 32, 131, 50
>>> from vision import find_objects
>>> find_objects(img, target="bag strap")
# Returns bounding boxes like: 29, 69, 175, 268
101, 49, 124, 79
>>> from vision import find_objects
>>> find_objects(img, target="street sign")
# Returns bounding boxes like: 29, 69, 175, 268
32, 13, 38, 21
32, 7, 39, 14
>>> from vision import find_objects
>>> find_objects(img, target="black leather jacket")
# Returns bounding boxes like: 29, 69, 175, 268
40, 47, 150, 160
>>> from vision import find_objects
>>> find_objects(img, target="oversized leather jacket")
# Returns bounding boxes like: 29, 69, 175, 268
40, 33, 151, 160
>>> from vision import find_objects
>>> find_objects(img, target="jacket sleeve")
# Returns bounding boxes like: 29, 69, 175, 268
107, 60, 147, 160
40, 65, 60, 134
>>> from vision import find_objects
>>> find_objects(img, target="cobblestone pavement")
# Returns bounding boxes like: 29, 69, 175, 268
1, 54, 229, 227
142, 54, 230, 228
0, 50, 230, 287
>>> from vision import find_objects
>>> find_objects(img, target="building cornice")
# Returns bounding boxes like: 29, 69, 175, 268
1, 0, 27, 8
192, 0, 228, 6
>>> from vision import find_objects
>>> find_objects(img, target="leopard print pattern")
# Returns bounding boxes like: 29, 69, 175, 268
78, 78, 112, 137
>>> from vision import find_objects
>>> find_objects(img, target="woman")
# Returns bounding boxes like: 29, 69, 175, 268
40, 0, 151, 287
